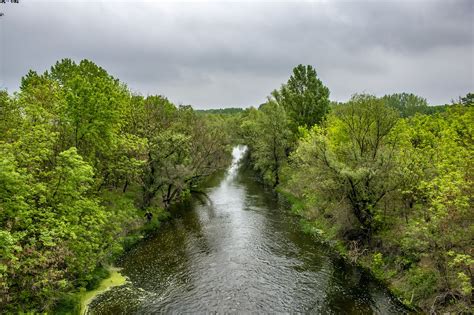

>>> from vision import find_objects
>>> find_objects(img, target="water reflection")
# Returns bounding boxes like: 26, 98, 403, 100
88, 146, 406, 314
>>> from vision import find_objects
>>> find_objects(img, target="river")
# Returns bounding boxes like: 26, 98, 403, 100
88, 146, 406, 314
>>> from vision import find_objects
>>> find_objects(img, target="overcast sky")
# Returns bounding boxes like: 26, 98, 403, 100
0, 0, 473, 108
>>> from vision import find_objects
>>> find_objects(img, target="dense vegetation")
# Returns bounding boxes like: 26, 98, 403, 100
1, 59, 472, 313
0, 59, 231, 312
239, 65, 473, 313
196, 107, 244, 115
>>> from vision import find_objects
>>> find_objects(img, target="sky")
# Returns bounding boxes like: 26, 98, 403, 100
0, 0, 473, 108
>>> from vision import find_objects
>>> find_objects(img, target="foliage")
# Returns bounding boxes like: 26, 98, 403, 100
457, 92, 473, 106
285, 94, 400, 238
240, 101, 292, 187
280, 99, 473, 312
196, 107, 244, 115
131, 97, 231, 210
271, 64, 330, 131
392, 105, 473, 311
240, 63, 472, 312
239, 64, 330, 187
382, 92, 430, 117
0, 59, 231, 312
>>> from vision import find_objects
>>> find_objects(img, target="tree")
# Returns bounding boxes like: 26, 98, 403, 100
0, 59, 233, 313
285, 94, 400, 239
272, 64, 330, 131
0, 83, 109, 311
394, 106, 473, 309
283, 98, 473, 312
458, 92, 473, 106
48, 59, 129, 166
241, 101, 292, 187
133, 96, 230, 210
382, 92, 429, 117
0, 90, 21, 142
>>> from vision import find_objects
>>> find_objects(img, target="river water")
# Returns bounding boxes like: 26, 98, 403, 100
88, 146, 406, 314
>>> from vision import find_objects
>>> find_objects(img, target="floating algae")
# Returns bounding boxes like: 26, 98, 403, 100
80, 267, 127, 315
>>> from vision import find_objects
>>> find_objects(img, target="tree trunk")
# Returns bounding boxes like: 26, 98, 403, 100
122, 180, 129, 193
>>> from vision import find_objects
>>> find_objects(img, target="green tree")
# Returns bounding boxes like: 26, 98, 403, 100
272, 64, 330, 130
132, 96, 230, 209
394, 106, 473, 309
382, 92, 429, 117
0, 59, 234, 313
0, 90, 21, 143
241, 101, 292, 187
48, 59, 129, 165
458, 92, 473, 106
285, 94, 400, 239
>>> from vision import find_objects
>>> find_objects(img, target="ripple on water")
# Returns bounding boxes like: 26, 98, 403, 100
88, 146, 408, 314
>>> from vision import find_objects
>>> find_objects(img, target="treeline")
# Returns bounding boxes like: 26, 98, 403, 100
239, 64, 473, 313
196, 107, 245, 115
0, 59, 231, 312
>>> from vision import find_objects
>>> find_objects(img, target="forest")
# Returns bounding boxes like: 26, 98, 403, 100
0, 59, 233, 312
239, 65, 473, 313
0, 60, 472, 313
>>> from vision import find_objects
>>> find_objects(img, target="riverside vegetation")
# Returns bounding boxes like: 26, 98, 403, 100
0, 60, 472, 313
239, 65, 473, 313
0, 59, 232, 313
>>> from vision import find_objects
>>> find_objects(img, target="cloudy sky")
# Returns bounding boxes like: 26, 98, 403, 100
0, 0, 472, 108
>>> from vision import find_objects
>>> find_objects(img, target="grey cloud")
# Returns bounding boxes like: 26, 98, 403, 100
331, 0, 473, 53
0, 0, 472, 108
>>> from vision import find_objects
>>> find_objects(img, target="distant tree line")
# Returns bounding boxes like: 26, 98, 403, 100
196, 107, 245, 115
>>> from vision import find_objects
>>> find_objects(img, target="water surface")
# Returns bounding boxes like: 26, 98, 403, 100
88, 146, 406, 314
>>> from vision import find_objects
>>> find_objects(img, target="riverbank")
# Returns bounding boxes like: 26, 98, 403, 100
240, 157, 414, 311
53, 223, 159, 314
86, 150, 408, 313
79, 267, 127, 315
279, 190, 468, 314
62, 168, 233, 314
295, 215, 414, 310
51, 187, 172, 314
242, 167, 415, 311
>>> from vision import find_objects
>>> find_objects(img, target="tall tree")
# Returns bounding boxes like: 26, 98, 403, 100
48, 59, 129, 165
272, 64, 330, 130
